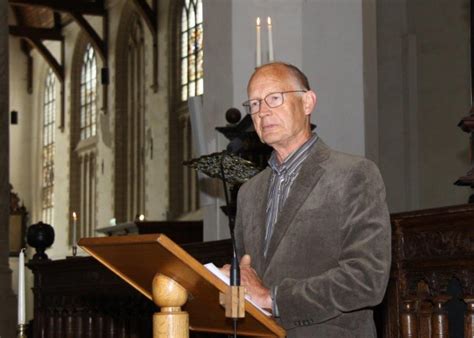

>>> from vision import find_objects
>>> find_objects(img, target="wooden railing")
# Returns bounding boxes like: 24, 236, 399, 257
27, 239, 232, 338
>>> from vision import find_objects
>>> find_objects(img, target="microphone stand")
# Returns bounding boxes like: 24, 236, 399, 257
220, 152, 245, 337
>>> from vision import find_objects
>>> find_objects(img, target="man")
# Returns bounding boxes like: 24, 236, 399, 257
223, 62, 391, 337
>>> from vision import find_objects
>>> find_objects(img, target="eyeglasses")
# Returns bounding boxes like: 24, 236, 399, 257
242, 90, 307, 115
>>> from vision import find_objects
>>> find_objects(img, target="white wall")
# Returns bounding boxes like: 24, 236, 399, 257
9, 36, 32, 211
377, 0, 471, 212
409, 0, 471, 209
201, 0, 233, 240
302, 0, 371, 157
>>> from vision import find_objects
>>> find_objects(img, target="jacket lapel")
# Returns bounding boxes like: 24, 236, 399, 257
262, 140, 330, 272
247, 167, 271, 276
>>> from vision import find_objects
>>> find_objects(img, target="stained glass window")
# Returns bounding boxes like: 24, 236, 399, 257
80, 44, 98, 140
180, 0, 203, 101
42, 69, 56, 224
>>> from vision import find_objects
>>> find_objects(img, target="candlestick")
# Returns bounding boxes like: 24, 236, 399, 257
267, 17, 274, 62
17, 248, 25, 325
17, 323, 27, 338
256, 17, 261, 67
72, 212, 77, 256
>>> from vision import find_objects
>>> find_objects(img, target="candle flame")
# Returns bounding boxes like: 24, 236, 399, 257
72, 212, 77, 220
267, 17, 272, 25
138, 214, 145, 221
256, 17, 261, 26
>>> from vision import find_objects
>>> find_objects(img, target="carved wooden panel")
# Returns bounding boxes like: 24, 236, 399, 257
386, 203, 474, 338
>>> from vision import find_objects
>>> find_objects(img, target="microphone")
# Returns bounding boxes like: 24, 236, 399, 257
219, 152, 240, 286
219, 152, 243, 337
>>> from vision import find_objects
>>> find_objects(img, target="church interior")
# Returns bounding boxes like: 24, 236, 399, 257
1, 0, 474, 337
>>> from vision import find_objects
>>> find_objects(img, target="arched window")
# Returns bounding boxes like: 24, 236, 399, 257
80, 44, 98, 140
169, 0, 203, 219
70, 41, 99, 242
114, 14, 146, 222
41, 69, 56, 224
180, 0, 203, 101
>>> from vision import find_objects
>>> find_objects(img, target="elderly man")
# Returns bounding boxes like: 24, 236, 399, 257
224, 62, 391, 337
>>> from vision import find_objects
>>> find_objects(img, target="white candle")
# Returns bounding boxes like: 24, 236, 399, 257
267, 17, 274, 62
72, 212, 77, 247
256, 17, 261, 67
18, 249, 25, 325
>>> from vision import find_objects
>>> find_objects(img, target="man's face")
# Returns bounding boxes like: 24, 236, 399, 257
247, 66, 313, 153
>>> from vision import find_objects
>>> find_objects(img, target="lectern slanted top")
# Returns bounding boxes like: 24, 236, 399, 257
79, 234, 285, 337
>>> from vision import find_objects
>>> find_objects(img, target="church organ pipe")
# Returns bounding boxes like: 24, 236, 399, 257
84, 310, 94, 338
75, 309, 84, 337
431, 296, 450, 338
37, 312, 46, 338
95, 313, 105, 338
418, 299, 433, 337
46, 309, 54, 338
465, 298, 474, 338
65, 309, 74, 337
54, 309, 64, 338
400, 299, 418, 338
106, 315, 116, 338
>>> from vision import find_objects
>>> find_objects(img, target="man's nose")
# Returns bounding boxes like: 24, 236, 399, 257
258, 100, 272, 116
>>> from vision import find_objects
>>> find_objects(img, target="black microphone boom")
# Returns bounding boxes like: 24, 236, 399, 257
219, 152, 240, 286
219, 152, 241, 337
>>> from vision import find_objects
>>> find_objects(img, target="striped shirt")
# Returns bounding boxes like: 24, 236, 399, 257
263, 133, 318, 257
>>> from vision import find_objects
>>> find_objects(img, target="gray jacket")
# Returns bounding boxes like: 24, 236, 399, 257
235, 139, 391, 337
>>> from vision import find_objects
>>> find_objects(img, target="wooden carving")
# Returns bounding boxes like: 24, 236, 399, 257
403, 231, 473, 259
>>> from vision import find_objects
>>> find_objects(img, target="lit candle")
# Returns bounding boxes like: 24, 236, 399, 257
256, 17, 261, 67
267, 17, 274, 61
18, 248, 25, 325
138, 214, 145, 222
72, 212, 77, 247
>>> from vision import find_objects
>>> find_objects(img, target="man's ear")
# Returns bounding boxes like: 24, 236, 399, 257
303, 90, 317, 116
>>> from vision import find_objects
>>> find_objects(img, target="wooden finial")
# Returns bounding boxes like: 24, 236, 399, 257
152, 274, 189, 338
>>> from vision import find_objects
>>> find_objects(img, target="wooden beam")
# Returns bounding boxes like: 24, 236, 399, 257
69, 12, 106, 63
131, 0, 156, 37
24, 36, 64, 82
9, 0, 105, 16
53, 11, 61, 29
9, 25, 62, 41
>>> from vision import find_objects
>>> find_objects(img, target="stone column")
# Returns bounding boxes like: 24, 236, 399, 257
0, 1, 17, 337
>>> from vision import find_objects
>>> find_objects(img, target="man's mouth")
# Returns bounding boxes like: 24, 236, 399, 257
263, 124, 277, 131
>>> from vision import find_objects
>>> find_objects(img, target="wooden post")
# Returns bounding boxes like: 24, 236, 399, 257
432, 295, 450, 338
400, 299, 418, 338
219, 286, 245, 318
465, 297, 474, 338
152, 273, 189, 338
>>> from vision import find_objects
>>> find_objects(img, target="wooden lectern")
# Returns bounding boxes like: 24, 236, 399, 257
79, 234, 285, 337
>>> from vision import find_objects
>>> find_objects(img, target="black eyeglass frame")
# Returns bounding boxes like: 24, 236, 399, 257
242, 90, 308, 115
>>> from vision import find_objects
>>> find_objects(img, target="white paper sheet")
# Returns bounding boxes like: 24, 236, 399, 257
204, 262, 271, 316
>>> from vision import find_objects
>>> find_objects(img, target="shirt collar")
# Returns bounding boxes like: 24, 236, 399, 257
268, 133, 318, 176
